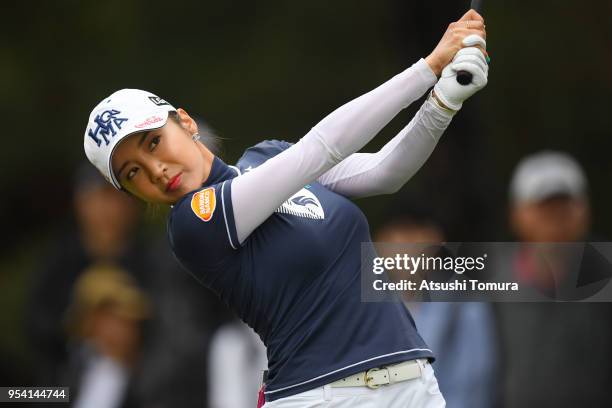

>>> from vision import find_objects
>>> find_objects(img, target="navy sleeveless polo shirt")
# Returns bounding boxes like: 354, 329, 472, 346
167, 140, 434, 401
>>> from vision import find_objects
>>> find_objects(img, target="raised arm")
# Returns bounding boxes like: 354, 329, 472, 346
231, 9, 488, 244
231, 59, 435, 243
316, 94, 454, 198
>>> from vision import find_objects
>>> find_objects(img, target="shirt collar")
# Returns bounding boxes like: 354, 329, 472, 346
202, 156, 239, 187
169, 157, 239, 210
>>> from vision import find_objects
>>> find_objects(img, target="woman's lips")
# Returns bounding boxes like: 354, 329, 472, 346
166, 173, 182, 192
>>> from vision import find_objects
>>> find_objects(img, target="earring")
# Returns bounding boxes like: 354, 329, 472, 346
192, 133, 201, 142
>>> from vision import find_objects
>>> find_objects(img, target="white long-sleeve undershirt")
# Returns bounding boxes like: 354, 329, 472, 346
316, 96, 453, 198
231, 59, 450, 244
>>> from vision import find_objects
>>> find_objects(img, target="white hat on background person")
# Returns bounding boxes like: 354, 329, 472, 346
509, 151, 587, 204
83, 89, 177, 189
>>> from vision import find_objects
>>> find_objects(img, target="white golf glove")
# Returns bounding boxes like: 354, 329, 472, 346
433, 35, 489, 111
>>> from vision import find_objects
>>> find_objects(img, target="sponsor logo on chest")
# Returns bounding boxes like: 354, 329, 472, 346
191, 187, 216, 222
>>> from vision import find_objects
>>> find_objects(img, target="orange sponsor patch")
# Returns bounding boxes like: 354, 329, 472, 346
191, 187, 216, 222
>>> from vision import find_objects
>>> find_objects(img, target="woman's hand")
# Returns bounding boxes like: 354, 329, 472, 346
425, 9, 487, 77
432, 40, 489, 111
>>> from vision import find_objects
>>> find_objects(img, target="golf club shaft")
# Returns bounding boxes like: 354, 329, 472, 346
456, 0, 484, 85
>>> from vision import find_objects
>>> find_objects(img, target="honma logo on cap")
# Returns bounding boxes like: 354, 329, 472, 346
191, 187, 216, 222
87, 109, 128, 147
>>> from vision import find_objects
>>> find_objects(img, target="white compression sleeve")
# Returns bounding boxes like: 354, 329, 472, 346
316, 95, 454, 198
231, 59, 437, 244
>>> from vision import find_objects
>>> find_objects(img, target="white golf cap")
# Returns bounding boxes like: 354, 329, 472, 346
509, 151, 587, 204
84, 89, 176, 189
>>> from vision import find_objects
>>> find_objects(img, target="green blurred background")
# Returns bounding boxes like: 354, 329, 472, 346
1, 0, 611, 380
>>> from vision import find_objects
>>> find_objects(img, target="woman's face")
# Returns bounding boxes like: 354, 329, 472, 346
111, 108, 211, 205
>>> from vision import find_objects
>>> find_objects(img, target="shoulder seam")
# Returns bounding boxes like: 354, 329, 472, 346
221, 180, 237, 250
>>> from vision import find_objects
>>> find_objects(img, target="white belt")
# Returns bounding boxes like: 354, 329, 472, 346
330, 359, 424, 389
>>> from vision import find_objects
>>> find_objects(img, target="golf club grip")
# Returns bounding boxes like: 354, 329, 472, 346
456, 0, 483, 85
456, 71, 473, 85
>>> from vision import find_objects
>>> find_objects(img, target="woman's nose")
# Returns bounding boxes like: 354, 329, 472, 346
149, 161, 166, 184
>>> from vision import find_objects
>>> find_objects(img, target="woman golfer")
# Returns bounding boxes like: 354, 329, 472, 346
84, 9, 488, 407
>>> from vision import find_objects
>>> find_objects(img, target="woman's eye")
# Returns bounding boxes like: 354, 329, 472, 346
149, 135, 160, 151
127, 167, 139, 180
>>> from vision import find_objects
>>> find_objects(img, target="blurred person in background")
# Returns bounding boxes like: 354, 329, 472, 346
65, 265, 150, 408
375, 206, 497, 408
495, 150, 612, 407
208, 319, 267, 408
508, 151, 596, 297
25, 163, 141, 384
509, 151, 589, 243
25, 163, 226, 407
